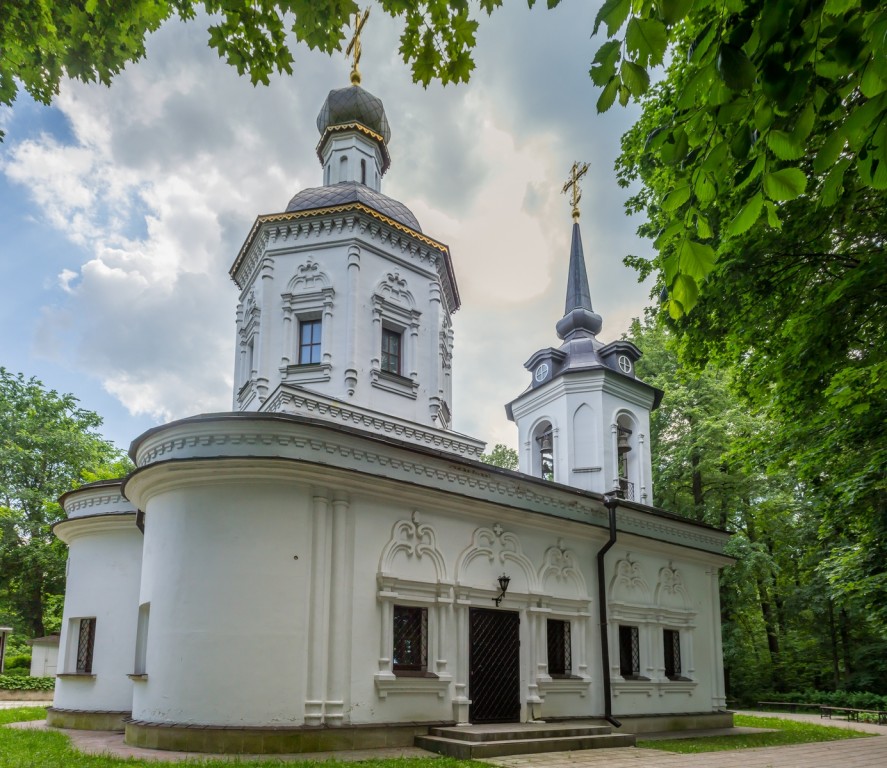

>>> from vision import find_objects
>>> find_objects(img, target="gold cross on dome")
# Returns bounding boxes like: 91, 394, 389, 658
345, 7, 371, 85
562, 161, 590, 221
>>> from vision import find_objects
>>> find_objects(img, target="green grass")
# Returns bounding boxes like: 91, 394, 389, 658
0, 707, 48, 726
637, 713, 873, 753
0, 708, 478, 767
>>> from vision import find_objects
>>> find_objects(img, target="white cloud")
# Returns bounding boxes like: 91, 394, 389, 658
2, 3, 654, 446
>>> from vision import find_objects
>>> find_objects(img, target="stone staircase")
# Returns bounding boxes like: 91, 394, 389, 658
415, 721, 636, 758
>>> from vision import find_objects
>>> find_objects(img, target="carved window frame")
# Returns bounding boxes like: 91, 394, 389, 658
370, 276, 421, 399
280, 263, 334, 386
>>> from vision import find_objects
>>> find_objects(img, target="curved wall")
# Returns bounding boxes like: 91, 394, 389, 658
53, 481, 142, 716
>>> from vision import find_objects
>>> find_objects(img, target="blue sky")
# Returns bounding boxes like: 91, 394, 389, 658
0, 2, 654, 455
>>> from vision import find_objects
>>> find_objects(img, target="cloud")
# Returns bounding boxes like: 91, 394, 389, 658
2, 4, 654, 447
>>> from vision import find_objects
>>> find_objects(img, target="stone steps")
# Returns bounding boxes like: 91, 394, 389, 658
415, 723, 636, 758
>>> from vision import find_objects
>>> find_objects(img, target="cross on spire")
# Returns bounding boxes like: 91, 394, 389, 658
345, 7, 371, 85
562, 161, 589, 221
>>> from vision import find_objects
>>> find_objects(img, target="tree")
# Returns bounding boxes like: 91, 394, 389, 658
480, 443, 518, 471
592, 0, 887, 315
0, 0, 503, 141
0, 369, 131, 638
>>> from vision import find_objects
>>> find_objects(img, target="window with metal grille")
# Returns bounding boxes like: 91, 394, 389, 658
393, 605, 427, 672
76, 618, 96, 674
547, 619, 572, 676
618, 624, 640, 678
664, 629, 682, 679
298, 319, 322, 364
381, 328, 402, 375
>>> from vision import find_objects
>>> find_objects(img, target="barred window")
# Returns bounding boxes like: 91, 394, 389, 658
76, 618, 96, 674
618, 624, 640, 678
393, 605, 427, 673
664, 629, 682, 680
547, 619, 572, 676
381, 328, 402, 375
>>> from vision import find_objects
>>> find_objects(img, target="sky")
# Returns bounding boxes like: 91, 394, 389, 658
0, 1, 655, 455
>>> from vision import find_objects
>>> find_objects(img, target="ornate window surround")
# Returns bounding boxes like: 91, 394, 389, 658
608, 557, 698, 698
279, 261, 334, 386
236, 290, 261, 406
370, 272, 420, 399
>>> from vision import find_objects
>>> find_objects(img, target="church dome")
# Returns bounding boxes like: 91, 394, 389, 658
316, 86, 391, 143
285, 181, 422, 232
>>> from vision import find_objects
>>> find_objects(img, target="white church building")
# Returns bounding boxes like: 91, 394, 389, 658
49, 66, 732, 754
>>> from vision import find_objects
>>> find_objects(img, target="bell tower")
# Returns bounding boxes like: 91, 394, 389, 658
505, 163, 662, 504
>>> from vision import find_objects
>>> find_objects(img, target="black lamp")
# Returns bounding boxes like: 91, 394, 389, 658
493, 573, 511, 607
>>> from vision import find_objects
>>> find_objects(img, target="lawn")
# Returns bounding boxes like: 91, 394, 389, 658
637, 713, 873, 753
0, 707, 876, 765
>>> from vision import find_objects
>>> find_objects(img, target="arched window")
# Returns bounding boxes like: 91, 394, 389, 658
339, 155, 348, 182
531, 420, 555, 481
360, 158, 367, 185
615, 413, 637, 500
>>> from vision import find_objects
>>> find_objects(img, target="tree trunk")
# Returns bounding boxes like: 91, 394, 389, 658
827, 599, 841, 689
839, 606, 852, 686
691, 451, 704, 521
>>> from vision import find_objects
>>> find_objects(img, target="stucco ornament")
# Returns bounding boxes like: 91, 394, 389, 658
655, 563, 691, 610
609, 556, 652, 604
378, 510, 448, 583
455, 524, 538, 594
538, 538, 588, 598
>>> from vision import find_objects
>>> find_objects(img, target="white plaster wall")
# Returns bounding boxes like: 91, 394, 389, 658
29, 643, 58, 677
54, 523, 143, 711
131, 479, 312, 726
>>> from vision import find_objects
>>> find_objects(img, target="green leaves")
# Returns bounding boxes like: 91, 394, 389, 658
728, 192, 764, 236
593, 0, 631, 37
763, 168, 807, 201
717, 45, 756, 92
626, 18, 668, 68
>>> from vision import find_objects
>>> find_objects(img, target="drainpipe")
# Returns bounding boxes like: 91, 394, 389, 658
597, 492, 622, 728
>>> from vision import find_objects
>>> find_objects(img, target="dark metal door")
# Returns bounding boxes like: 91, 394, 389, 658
469, 608, 520, 723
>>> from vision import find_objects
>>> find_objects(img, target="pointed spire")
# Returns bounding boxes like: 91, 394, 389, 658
556, 162, 602, 341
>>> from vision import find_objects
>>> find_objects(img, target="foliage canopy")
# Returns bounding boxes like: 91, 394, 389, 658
0, 369, 131, 638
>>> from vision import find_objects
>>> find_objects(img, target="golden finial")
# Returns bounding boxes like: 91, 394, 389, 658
345, 7, 371, 85
562, 161, 590, 221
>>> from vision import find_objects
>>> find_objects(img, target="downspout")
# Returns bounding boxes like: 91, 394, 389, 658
597, 492, 621, 728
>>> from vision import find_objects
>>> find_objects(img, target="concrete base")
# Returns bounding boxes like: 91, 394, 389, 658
47, 707, 130, 731
614, 711, 734, 734
124, 720, 450, 754
0, 690, 53, 701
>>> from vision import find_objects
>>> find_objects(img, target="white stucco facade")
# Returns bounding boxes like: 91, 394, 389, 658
52, 483, 142, 714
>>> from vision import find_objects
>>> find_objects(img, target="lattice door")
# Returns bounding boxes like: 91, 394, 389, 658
469, 608, 520, 723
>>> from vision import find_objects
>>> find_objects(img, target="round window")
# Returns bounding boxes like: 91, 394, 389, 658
618, 355, 632, 374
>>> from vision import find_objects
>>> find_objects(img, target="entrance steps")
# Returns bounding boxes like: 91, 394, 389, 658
415, 721, 636, 758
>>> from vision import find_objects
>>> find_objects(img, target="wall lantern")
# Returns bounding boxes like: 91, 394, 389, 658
493, 573, 511, 607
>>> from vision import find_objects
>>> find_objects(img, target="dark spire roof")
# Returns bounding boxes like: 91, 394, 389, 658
555, 221, 602, 340
286, 181, 422, 232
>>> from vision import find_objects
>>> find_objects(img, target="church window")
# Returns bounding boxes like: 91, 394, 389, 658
616, 425, 634, 501
547, 619, 572, 677
298, 319, 322, 365
76, 618, 96, 674
664, 629, 682, 680
618, 355, 632, 373
134, 603, 150, 676
392, 605, 427, 673
381, 328, 402, 375
360, 158, 367, 185
339, 155, 348, 182
537, 429, 554, 481
618, 625, 640, 678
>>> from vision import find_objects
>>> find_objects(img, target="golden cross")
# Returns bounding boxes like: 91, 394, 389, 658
562, 161, 590, 221
345, 7, 371, 85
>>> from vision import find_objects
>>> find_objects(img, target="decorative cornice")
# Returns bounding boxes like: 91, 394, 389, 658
316, 122, 391, 173
125, 413, 731, 558
53, 512, 139, 544
230, 207, 460, 315
260, 385, 483, 458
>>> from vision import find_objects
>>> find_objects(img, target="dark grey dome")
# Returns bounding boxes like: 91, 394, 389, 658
317, 86, 391, 143
285, 182, 421, 232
